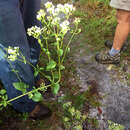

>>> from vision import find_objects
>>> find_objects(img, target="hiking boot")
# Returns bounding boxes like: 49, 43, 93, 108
29, 103, 52, 120
95, 51, 120, 64
104, 40, 127, 51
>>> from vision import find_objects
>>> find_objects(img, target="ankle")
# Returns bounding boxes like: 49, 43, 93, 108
109, 47, 120, 56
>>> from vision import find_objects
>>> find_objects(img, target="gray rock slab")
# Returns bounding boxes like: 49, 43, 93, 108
72, 40, 130, 129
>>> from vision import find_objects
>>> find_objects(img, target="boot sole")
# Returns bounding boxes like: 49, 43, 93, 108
95, 54, 120, 65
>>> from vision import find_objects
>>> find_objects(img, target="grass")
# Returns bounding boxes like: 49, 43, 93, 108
74, 0, 117, 50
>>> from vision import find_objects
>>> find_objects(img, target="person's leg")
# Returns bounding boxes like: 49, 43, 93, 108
0, 0, 37, 112
0, 45, 37, 112
112, 9, 130, 51
21, 0, 41, 83
22, 0, 41, 68
95, 9, 130, 64
0, 1, 51, 118
109, 9, 130, 56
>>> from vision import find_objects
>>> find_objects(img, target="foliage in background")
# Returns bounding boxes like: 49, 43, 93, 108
74, 0, 117, 50
62, 102, 86, 130
108, 120, 125, 130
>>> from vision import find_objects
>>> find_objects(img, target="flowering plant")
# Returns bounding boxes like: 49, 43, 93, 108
0, 2, 81, 109
27, 2, 81, 95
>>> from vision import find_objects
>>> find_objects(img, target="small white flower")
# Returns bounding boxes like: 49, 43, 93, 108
27, 26, 42, 39
55, 8, 60, 14
37, 9, 46, 21
46, 6, 55, 14
7, 46, 19, 61
8, 46, 19, 55
14, 47, 19, 50
56, 3, 75, 17
63, 3, 75, 16
60, 20, 70, 28
47, 16, 53, 21
57, 4, 64, 10
56, 37, 61, 41
56, 4, 64, 12
8, 48, 16, 54
52, 17, 61, 25
60, 20, 70, 34
8, 55, 17, 61
51, 8, 60, 16
64, 3, 75, 11
45, 2, 54, 9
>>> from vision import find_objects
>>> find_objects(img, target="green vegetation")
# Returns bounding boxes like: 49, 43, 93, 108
108, 120, 125, 130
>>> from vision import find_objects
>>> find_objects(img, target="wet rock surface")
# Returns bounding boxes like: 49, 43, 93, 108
72, 38, 130, 129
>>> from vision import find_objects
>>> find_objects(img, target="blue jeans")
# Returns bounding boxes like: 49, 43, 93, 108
0, 0, 41, 112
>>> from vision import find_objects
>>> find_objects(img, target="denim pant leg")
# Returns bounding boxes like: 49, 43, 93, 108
0, 45, 37, 113
22, 0, 41, 83
0, 0, 37, 112
23, 0, 41, 66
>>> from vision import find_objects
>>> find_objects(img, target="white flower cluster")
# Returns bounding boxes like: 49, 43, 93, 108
45, 2, 55, 15
56, 3, 75, 16
44, 2, 75, 17
29, 2, 80, 38
8, 46, 19, 61
52, 17, 61, 26
27, 26, 42, 39
63, 3, 76, 15
37, 9, 46, 21
60, 20, 70, 34
45, 1, 54, 9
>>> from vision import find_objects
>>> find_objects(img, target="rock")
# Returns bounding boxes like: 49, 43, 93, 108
72, 35, 130, 129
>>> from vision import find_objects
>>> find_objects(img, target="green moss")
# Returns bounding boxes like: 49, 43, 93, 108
108, 120, 125, 130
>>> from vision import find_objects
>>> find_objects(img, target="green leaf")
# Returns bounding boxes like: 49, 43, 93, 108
58, 49, 63, 56
4, 95, 8, 101
67, 47, 70, 53
13, 82, 29, 94
59, 65, 65, 70
46, 60, 57, 70
31, 92, 43, 102
3, 101, 7, 107
34, 70, 39, 77
34, 66, 44, 77
45, 75, 52, 81
22, 56, 27, 64
46, 51, 50, 56
0, 89, 6, 95
43, 48, 47, 52
40, 67, 44, 71
53, 42, 58, 46
52, 83, 60, 95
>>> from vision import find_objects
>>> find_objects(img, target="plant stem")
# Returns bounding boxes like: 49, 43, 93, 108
7, 59, 21, 82
0, 84, 51, 107
61, 25, 78, 63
